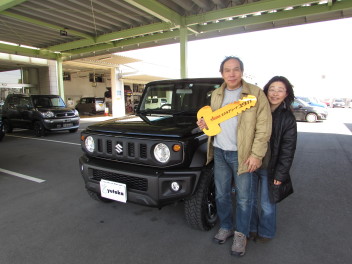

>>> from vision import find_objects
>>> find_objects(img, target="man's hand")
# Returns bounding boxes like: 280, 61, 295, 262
244, 155, 262, 173
196, 118, 208, 130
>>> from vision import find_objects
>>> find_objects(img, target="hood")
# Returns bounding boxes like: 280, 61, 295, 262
86, 114, 202, 138
37, 107, 75, 113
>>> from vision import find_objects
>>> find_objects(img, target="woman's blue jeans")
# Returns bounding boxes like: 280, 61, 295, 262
214, 147, 253, 236
250, 168, 277, 238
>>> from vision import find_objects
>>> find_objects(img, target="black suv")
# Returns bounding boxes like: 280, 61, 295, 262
2, 94, 80, 137
79, 78, 223, 230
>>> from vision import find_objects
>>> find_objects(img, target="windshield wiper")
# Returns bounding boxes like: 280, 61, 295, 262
172, 110, 196, 116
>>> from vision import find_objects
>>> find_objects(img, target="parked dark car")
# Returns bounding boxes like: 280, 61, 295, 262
75, 97, 106, 115
1, 94, 80, 137
292, 98, 328, 122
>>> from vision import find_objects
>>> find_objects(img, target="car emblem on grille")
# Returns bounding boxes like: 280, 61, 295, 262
115, 143, 123, 153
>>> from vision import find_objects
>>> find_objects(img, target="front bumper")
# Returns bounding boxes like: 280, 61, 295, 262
43, 117, 80, 130
79, 155, 202, 207
317, 112, 328, 120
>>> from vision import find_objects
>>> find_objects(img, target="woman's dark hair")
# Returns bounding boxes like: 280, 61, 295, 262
263, 76, 295, 107
219, 56, 244, 73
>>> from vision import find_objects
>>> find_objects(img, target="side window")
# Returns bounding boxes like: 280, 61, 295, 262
292, 101, 299, 108
19, 97, 31, 107
12, 96, 20, 107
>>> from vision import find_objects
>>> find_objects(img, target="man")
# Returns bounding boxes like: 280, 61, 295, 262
197, 56, 272, 256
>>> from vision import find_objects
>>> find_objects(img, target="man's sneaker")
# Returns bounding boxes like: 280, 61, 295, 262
213, 228, 233, 244
256, 235, 272, 243
231, 231, 247, 256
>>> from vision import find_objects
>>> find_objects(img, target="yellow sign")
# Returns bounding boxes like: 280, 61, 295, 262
197, 95, 257, 136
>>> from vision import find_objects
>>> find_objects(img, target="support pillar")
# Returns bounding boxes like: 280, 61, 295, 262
56, 58, 64, 99
180, 25, 188, 78
110, 67, 126, 117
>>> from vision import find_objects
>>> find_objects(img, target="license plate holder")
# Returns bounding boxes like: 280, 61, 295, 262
100, 179, 127, 203
63, 123, 73, 127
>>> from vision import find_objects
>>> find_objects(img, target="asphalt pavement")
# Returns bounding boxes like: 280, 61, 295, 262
0, 108, 351, 264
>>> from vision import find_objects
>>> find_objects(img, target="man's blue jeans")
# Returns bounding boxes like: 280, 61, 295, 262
214, 147, 253, 236
250, 168, 276, 238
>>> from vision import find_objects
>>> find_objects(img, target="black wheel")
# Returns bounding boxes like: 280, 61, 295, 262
33, 121, 46, 137
0, 124, 4, 141
184, 165, 217, 231
3, 119, 13, 133
69, 128, 78, 133
86, 189, 113, 203
306, 113, 318, 123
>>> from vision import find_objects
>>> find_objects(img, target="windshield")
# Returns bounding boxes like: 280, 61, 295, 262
139, 82, 221, 113
292, 98, 309, 107
32, 96, 66, 108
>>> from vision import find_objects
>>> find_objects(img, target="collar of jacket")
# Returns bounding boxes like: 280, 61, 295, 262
273, 101, 288, 114
216, 79, 251, 98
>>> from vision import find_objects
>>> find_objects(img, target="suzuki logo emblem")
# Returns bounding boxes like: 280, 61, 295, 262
115, 143, 123, 153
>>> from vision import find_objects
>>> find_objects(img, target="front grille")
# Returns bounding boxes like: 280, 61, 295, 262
94, 136, 149, 162
56, 112, 75, 118
84, 134, 183, 167
140, 144, 147, 159
107, 140, 112, 154
92, 169, 148, 191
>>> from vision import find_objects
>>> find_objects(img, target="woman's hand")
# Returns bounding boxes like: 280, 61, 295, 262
273, 179, 282, 185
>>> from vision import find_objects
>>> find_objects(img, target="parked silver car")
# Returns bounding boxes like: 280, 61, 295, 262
75, 97, 106, 115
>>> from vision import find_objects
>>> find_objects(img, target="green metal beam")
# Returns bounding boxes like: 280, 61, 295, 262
1, 11, 94, 40
192, 0, 352, 33
48, 22, 174, 52
0, 43, 59, 60
123, 0, 182, 26
179, 26, 188, 79
186, 0, 323, 25
0, 0, 27, 12
67, 31, 179, 55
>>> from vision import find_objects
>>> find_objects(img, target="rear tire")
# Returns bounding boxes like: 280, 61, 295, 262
184, 165, 217, 231
33, 121, 46, 137
87, 189, 113, 203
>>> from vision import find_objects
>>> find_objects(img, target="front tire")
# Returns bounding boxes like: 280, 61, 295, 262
33, 121, 46, 137
69, 128, 78, 133
184, 166, 217, 231
306, 113, 318, 123
3, 119, 13, 133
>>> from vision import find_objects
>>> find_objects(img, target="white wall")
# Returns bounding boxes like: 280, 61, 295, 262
63, 72, 108, 105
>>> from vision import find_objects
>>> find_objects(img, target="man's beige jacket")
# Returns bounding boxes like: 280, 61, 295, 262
206, 79, 272, 175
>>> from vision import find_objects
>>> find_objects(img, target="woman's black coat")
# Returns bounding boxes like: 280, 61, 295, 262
267, 103, 297, 203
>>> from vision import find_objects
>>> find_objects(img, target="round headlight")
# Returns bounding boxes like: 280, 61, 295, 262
41, 111, 55, 118
154, 143, 170, 163
85, 136, 95, 153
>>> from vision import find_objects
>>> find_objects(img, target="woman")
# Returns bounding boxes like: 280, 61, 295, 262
250, 76, 297, 242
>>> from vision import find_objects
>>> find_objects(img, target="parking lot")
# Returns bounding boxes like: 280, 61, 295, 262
1, 108, 352, 264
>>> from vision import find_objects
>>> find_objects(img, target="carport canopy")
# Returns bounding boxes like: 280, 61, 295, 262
1, 0, 352, 77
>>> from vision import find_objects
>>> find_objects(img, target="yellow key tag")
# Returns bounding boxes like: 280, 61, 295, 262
197, 95, 257, 136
